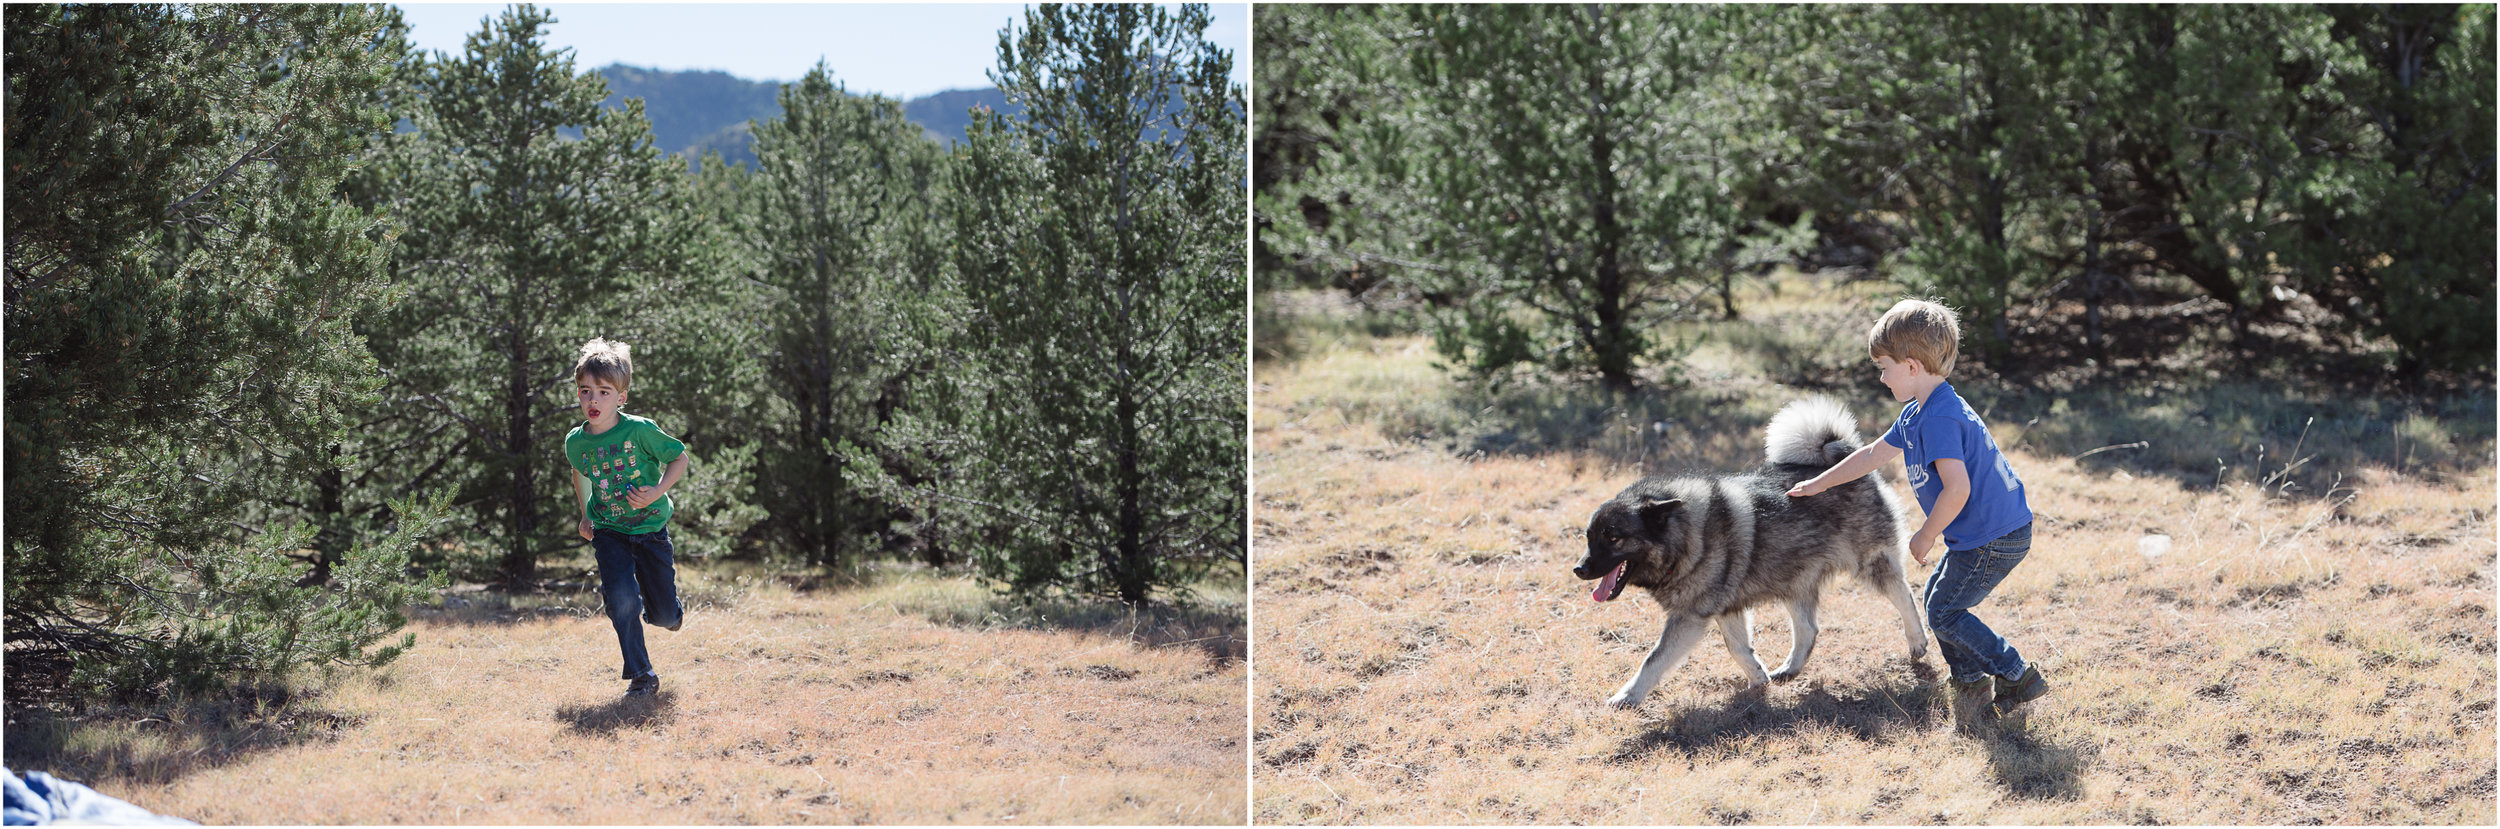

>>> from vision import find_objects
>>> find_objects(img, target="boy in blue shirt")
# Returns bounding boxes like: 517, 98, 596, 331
565, 338, 690, 697
1787, 299, 2047, 730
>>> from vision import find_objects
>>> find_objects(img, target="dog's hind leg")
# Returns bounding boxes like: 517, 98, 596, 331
1768, 595, 1819, 681
1719, 609, 1773, 686
1609, 614, 1711, 708
1865, 557, 1929, 660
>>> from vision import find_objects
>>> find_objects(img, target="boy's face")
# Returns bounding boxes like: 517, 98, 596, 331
1873, 354, 1928, 403
577, 375, 626, 425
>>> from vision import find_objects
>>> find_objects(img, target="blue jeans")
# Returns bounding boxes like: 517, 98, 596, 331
1922, 522, 2032, 683
591, 528, 682, 680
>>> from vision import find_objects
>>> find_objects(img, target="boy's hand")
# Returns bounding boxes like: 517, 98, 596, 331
577, 518, 593, 541
1908, 530, 1938, 565
1786, 478, 1828, 498
624, 485, 662, 510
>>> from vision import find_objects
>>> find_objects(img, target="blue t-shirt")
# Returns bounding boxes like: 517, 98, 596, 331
1882, 381, 2032, 550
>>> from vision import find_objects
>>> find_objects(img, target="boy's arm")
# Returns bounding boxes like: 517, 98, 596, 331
1786, 440, 1904, 498
1907, 458, 1970, 564
626, 454, 690, 510
573, 470, 592, 540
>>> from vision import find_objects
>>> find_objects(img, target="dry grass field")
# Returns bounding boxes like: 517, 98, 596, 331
1250, 279, 2496, 824
6, 564, 1247, 824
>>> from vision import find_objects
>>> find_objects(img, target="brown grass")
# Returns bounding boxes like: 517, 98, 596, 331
1250, 283, 2496, 824
7, 564, 1247, 824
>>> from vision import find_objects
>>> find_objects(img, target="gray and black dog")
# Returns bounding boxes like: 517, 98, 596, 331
1575, 397, 1928, 708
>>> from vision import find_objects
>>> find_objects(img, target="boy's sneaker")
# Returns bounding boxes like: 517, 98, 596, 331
1950, 675, 1996, 734
626, 674, 660, 696
1993, 665, 2049, 713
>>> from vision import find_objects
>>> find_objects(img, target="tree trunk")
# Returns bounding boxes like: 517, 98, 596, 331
298, 447, 345, 587
500, 331, 538, 587
1586, 74, 1634, 393
1113, 381, 1149, 605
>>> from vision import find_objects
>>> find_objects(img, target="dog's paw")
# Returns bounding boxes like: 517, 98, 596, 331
1605, 690, 1643, 709
1768, 667, 1801, 682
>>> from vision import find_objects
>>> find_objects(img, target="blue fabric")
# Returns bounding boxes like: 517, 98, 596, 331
1922, 522, 2034, 683
1882, 381, 2033, 549
591, 527, 682, 681
4, 768, 193, 825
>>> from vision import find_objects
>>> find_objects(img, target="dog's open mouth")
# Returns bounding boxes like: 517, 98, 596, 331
1591, 560, 1628, 602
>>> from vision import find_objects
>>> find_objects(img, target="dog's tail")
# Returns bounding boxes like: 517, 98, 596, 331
1765, 396, 1863, 467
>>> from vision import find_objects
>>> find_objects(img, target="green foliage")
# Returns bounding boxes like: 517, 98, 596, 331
1251, 4, 1432, 296
4, 3, 442, 697
1261, 4, 2494, 381
906, 3, 1246, 604
2296, 4, 2496, 374
358, 4, 709, 584
1264, 5, 1773, 391
732, 63, 952, 568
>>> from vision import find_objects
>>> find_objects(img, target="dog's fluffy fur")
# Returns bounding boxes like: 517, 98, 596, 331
1574, 397, 1928, 708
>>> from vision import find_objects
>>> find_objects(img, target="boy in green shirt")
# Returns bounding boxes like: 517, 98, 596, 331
565, 338, 689, 697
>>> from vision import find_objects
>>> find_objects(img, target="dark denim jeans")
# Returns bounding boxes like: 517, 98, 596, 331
1922, 522, 2033, 683
591, 528, 682, 680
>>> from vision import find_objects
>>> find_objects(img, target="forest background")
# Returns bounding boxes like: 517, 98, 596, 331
5, 2, 1247, 702
1258, 4, 2493, 388
1250, 5, 2491, 822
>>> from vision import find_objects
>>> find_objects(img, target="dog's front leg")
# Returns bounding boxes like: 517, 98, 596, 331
1609, 614, 1710, 708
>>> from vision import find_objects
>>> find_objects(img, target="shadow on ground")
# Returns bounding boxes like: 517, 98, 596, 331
2, 686, 367, 786
1263, 288, 2492, 498
413, 575, 742, 629
554, 690, 677, 736
1608, 669, 2088, 803
1609, 664, 1944, 764
1980, 714, 2089, 801
911, 595, 1249, 665
1421, 366, 2488, 500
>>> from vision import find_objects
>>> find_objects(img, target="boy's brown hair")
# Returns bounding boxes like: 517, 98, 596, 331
573, 338, 633, 392
1867, 299, 1961, 377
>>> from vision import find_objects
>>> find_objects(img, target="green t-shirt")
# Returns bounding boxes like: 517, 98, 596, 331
565, 413, 687, 534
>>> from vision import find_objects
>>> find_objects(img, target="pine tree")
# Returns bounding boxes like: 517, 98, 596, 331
1357, 5, 1758, 391
363, 4, 700, 584
933, 3, 1246, 604
737, 64, 950, 568
4, 3, 446, 697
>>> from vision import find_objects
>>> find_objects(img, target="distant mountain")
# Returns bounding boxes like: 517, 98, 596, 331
901, 87, 1021, 145
592, 64, 1016, 170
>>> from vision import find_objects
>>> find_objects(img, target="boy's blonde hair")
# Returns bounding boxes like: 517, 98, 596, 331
573, 338, 633, 392
1867, 299, 1961, 377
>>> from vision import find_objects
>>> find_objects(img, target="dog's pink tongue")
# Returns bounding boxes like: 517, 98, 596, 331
1592, 561, 1625, 603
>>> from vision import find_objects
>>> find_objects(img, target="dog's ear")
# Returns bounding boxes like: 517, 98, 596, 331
1636, 498, 1683, 530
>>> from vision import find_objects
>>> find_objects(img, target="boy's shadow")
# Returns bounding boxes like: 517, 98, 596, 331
554, 691, 677, 736
1979, 713, 2087, 801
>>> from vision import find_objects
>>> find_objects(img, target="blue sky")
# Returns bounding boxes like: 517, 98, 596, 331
392, 3, 1249, 101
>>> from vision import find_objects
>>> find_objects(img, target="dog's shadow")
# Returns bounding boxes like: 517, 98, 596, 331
1609, 668, 1939, 763
1610, 664, 2085, 801
554, 690, 678, 736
